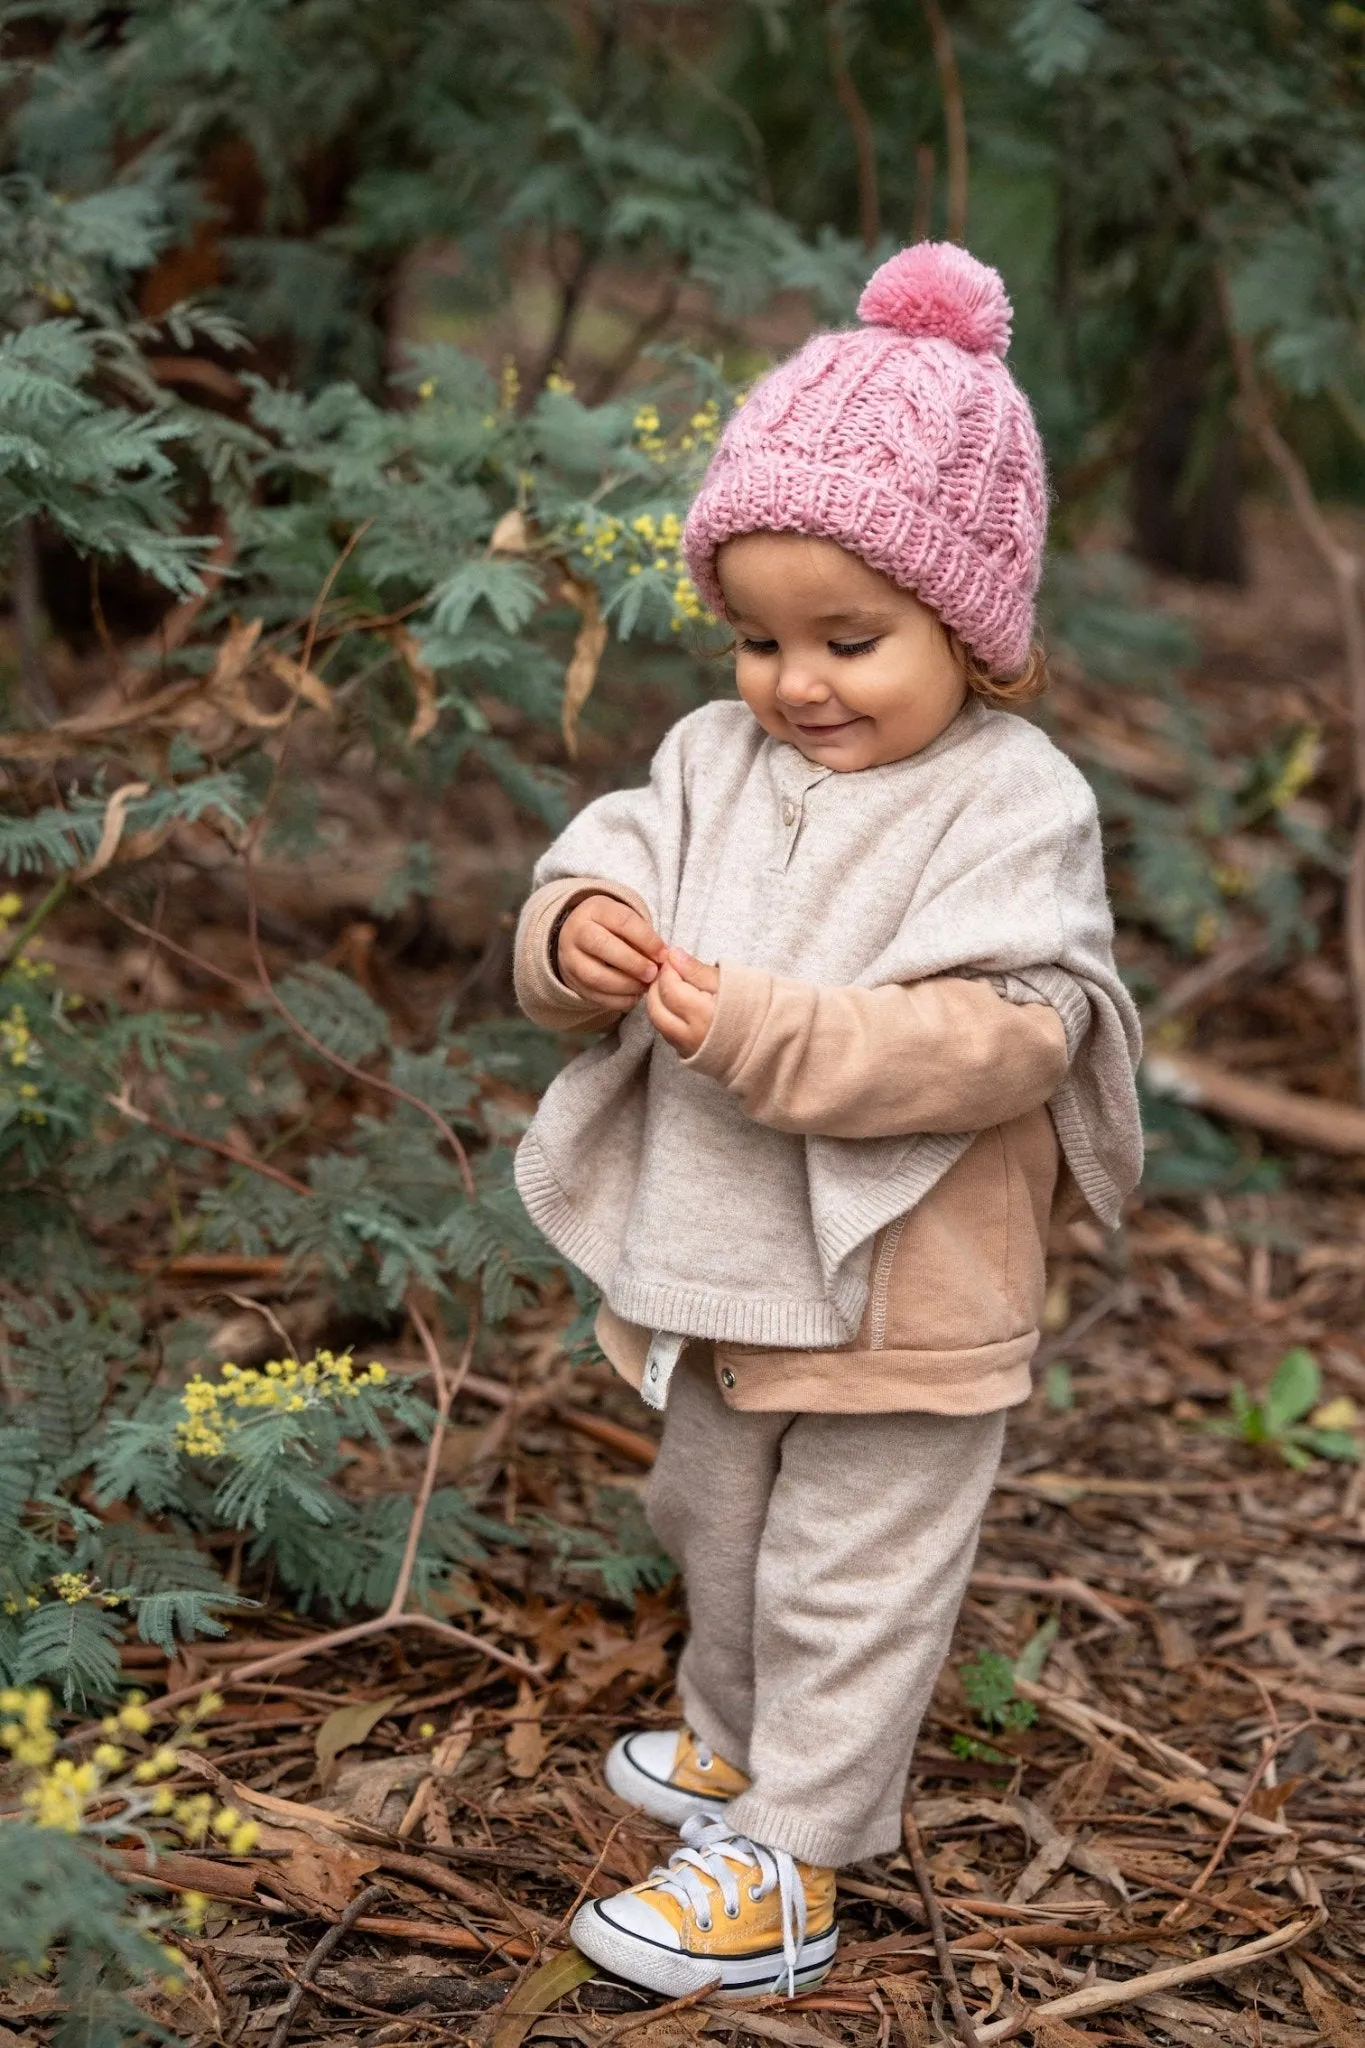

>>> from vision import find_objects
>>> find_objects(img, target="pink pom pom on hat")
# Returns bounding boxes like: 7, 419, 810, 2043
683, 241, 1047, 676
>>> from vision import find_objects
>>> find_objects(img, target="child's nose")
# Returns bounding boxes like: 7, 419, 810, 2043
775, 661, 830, 705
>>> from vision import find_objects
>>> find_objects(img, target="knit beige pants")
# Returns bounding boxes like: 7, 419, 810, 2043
646, 1350, 1007, 1869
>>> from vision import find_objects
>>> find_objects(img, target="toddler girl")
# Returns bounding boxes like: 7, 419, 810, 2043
513, 242, 1141, 2000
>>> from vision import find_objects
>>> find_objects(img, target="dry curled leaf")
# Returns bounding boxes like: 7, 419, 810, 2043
74, 780, 150, 879
270, 1839, 383, 1916
388, 626, 440, 742
489, 507, 532, 555
207, 616, 333, 729
432, 1709, 476, 1776
1286, 1956, 1365, 2048
258, 646, 334, 712
315, 1691, 405, 1788
557, 570, 607, 760
505, 1680, 548, 1779
208, 616, 263, 697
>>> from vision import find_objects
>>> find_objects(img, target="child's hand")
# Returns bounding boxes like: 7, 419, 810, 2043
557, 895, 667, 1010
647, 947, 720, 1057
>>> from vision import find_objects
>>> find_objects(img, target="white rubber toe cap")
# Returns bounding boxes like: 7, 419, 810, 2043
604, 1730, 730, 1826
592, 1889, 684, 1947
612, 1729, 682, 1782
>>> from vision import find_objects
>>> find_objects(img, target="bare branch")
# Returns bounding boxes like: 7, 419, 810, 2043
1216, 263, 1365, 1096
825, 2, 881, 250
921, 0, 968, 244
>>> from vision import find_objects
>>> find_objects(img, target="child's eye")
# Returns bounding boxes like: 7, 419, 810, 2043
737, 636, 779, 656
829, 637, 880, 658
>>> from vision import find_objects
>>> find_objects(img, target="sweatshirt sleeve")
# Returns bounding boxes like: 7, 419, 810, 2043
686, 966, 1070, 1137
513, 875, 655, 1034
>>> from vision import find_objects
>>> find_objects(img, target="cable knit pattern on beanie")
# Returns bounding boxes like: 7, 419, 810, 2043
683, 242, 1047, 676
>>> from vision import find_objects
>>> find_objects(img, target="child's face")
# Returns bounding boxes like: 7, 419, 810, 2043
717, 532, 968, 772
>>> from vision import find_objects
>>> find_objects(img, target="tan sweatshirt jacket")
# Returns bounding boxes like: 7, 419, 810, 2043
513, 701, 1141, 1415
517, 874, 1069, 1413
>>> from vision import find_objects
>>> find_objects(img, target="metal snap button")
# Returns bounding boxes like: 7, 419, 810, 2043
720, 1367, 736, 1389
780, 799, 796, 826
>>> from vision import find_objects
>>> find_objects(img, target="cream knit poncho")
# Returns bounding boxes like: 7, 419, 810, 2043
515, 698, 1142, 1350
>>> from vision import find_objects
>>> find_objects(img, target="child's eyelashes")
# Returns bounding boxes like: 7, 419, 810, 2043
735, 635, 881, 658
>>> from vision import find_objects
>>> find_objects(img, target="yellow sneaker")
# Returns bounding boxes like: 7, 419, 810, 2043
571, 1814, 838, 1998
604, 1726, 750, 1827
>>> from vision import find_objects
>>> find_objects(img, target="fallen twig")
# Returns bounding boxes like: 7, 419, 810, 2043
596, 1977, 723, 2044
971, 1910, 1323, 2042
903, 1804, 982, 2048
266, 1882, 389, 2048
1161, 1738, 1276, 1927
1143, 1048, 1365, 1154
968, 1573, 1134, 1628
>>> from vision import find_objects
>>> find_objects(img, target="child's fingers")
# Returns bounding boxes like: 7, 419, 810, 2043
646, 976, 698, 1052
665, 947, 720, 994
566, 959, 645, 1003
594, 898, 667, 962
580, 924, 660, 984
652, 962, 715, 1045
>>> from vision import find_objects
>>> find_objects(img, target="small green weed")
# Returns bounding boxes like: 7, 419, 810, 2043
951, 1618, 1056, 1761
1204, 1349, 1361, 1471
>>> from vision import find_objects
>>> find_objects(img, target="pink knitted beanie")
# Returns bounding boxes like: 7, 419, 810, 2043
683, 242, 1047, 676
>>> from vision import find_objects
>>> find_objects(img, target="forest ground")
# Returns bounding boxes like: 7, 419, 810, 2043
4, 509, 1364, 2047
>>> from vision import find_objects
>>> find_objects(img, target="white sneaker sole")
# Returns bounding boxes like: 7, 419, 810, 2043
603, 1733, 733, 1827
571, 1898, 837, 1999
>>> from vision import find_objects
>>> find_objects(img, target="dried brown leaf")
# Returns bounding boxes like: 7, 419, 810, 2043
1032, 2023, 1104, 2048
628, 2015, 710, 2048
433, 1709, 476, 1775
1286, 1956, 1365, 2048
506, 1679, 549, 1778
258, 646, 334, 712
269, 1839, 383, 1915
315, 1691, 405, 1787
389, 626, 440, 742
561, 1628, 670, 1708
1151, 1613, 1199, 1670
876, 1977, 930, 2048
1009, 1829, 1073, 1905
209, 615, 263, 694
490, 508, 532, 555
913, 1795, 1019, 1833
969, 1958, 1006, 2017
73, 780, 150, 880
132, 1951, 222, 2039
557, 572, 608, 759
703, 2015, 833, 2048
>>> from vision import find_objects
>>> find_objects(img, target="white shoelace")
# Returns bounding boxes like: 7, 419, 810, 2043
646, 1814, 807, 1995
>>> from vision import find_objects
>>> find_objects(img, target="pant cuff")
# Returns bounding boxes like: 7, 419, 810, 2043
722, 1792, 903, 1870
678, 1679, 751, 1779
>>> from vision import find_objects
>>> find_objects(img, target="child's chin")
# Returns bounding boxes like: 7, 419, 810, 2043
793, 732, 876, 770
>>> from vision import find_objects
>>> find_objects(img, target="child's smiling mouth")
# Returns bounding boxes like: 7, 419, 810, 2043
789, 714, 867, 738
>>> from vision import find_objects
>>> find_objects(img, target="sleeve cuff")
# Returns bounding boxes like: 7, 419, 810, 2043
685, 960, 774, 1084
513, 875, 654, 1030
